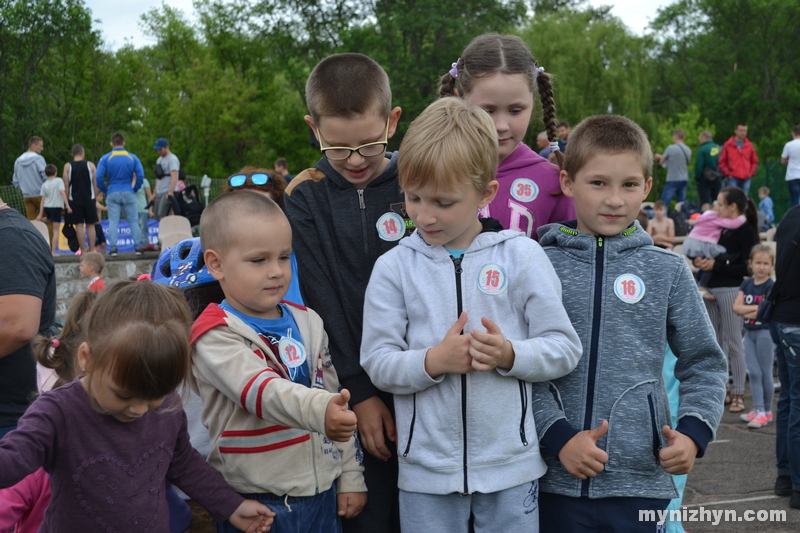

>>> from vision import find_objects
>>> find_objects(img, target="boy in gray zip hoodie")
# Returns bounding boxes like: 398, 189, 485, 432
361, 98, 582, 533
532, 115, 728, 532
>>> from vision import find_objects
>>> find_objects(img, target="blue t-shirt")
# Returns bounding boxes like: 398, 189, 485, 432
219, 301, 310, 386
739, 278, 774, 330
445, 248, 467, 259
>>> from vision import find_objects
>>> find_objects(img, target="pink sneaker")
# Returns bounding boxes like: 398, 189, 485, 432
740, 410, 758, 423
748, 413, 769, 428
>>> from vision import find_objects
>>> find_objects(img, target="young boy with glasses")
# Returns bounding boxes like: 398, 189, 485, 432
285, 53, 405, 533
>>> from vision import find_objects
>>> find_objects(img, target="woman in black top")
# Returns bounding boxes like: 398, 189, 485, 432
695, 187, 759, 413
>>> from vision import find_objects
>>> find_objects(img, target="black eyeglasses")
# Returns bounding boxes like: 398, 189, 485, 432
228, 173, 270, 188
317, 117, 390, 161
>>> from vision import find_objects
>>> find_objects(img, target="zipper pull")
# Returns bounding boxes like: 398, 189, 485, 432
597, 236, 603, 248
357, 189, 366, 210
451, 256, 463, 274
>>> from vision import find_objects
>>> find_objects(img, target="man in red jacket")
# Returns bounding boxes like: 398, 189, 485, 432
718, 123, 759, 196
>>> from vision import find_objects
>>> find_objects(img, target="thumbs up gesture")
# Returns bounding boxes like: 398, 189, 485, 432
558, 420, 609, 479
325, 388, 358, 442
469, 317, 515, 371
659, 425, 699, 475
424, 312, 474, 377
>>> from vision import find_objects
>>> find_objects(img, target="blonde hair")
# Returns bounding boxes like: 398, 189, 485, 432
200, 190, 286, 255
306, 54, 392, 123
398, 98, 497, 194
562, 115, 653, 180
83, 280, 192, 402
749, 243, 775, 265
81, 251, 105, 274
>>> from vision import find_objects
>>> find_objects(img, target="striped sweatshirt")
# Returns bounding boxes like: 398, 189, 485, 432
190, 303, 365, 496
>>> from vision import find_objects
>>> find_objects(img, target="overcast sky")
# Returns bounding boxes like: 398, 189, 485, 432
85, 0, 672, 50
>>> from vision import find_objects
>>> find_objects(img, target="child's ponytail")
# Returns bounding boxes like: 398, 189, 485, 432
33, 290, 97, 389
438, 59, 459, 98
536, 71, 564, 170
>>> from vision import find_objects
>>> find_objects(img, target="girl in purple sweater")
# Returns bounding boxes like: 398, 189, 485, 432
0, 280, 274, 533
439, 34, 574, 239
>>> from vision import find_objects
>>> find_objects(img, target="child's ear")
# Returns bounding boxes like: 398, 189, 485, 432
204, 249, 225, 281
77, 342, 91, 373
643, 176, 653, 198
304, 116, 319, 141
479, 180, 500, 208
387, 107, 403, 139
559, 170, 575, 198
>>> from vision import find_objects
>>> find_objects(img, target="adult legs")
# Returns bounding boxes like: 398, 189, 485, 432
788, 179, 800, 208
23, 196, 41, 220
120, 191, 142, 249
770, 322, 800, 495
106, 192, 122, 250
727, 177, 751, 196
705, 288, 747, 399
661, 181, 680, 207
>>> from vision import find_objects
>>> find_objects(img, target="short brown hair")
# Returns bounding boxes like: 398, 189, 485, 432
200, 190, 286, 255
399, 98, 497, 194
84, 280, 192, 402
305, 54, 392, 123
563, 115, 653, 181
793, 125, 800, 136
45, 164, 57, 177
222, 167, 287, 210
654, 200, 666, 210
71, 144, 85, 156
110, 132, 124, 146
672, 129, 685, 140
29, 136, 43, 148
81, 251, 105, 274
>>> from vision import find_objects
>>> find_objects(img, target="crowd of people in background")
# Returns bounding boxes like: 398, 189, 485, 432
2, 32, 800, 533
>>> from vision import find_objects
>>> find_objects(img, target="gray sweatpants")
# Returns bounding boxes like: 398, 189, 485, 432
743, 328, 775, 413
399, 480, 539, 533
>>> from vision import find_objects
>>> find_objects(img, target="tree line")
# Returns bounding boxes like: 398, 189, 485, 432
2, 0, 798, 213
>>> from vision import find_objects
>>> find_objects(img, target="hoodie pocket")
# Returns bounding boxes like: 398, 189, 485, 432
605, 380, 664, 475
401, 393, 417, 457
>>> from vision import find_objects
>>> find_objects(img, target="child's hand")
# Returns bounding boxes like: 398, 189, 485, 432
659, 426, 699, 475
469, 317, 514, 371
337, 491, 367, 519
229, 499, 276, 533
425, 312, 473, 376
66, 206, 72, 214
325, 388, 358, 442
352, 395, 396, 461
558, 420, 609, 479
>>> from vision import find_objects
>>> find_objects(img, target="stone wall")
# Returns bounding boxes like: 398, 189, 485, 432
54, 253, 160, 320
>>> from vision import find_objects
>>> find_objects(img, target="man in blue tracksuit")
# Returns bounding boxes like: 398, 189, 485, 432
96, 132, 144, 255
531, 115, 728, 532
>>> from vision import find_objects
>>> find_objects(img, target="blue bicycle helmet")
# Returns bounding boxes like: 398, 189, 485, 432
151, 237, 216, 289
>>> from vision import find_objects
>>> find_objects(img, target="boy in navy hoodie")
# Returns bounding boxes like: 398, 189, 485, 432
284, 53, 405, 533
532, 115, 728, 532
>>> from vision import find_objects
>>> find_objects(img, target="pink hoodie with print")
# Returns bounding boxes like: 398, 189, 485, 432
479, 142, 574, 239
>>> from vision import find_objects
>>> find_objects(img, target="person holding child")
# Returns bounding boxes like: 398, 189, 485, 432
192, 191, 366, 532
361, 97, 582, 532
530, 115, 727, 532
36, 163, 72, 256
694, 187, 759, 413
439, 34, 574, 240
285, 53, 405, 533
733, 244, 776, 429
0, 280, 275, 532
680, 200, 747, 299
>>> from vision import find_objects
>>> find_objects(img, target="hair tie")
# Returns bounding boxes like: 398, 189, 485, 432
47, 338, 59, 358
535, 66, 545, 77
449, 58, 460, 78
51, 339, 60, 348
137, 274, 152, 281
549, 141, 560, 153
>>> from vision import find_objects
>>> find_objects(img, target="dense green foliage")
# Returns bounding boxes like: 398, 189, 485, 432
1, 0, 798, 214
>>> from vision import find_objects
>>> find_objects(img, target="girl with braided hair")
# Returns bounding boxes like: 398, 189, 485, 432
439, 33, 574, 240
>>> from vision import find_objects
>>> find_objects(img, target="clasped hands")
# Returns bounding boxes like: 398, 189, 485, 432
425, 312, 515, 376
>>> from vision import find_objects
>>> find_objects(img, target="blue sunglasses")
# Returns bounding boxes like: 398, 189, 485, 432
228, 173, 270, 188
